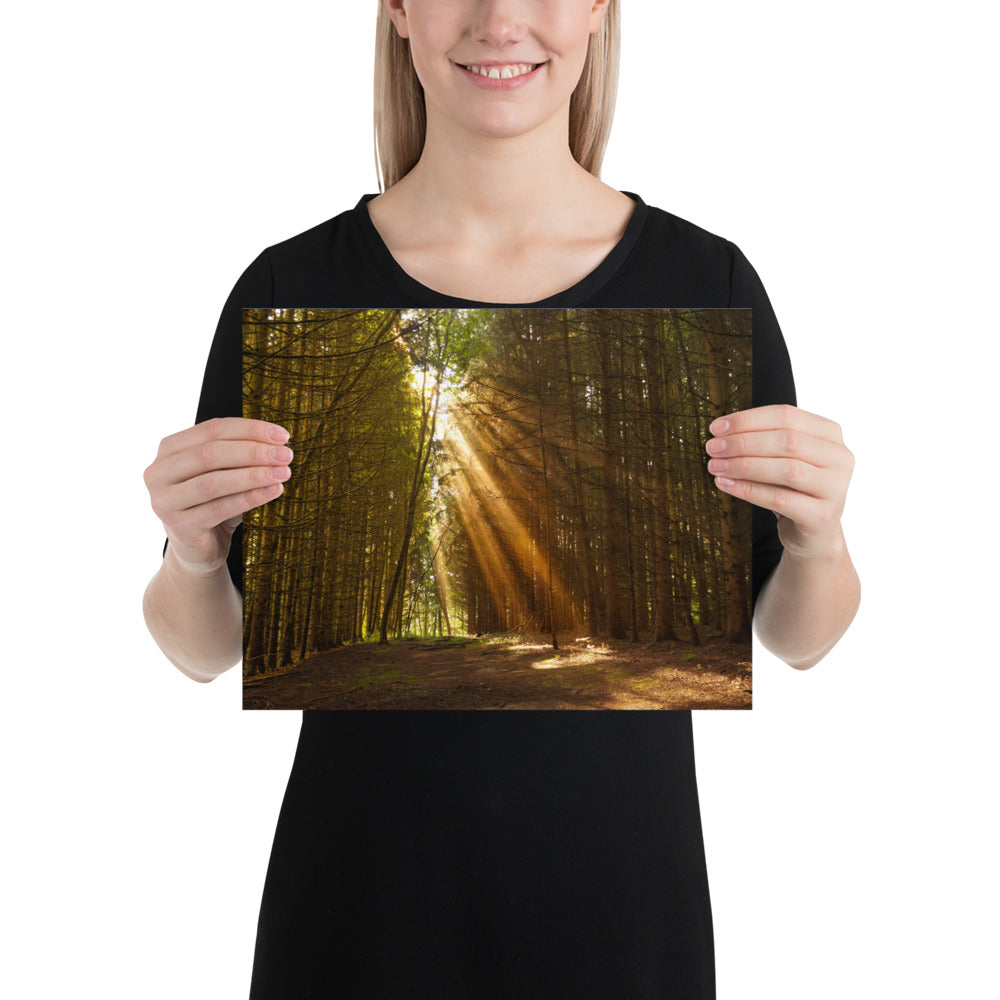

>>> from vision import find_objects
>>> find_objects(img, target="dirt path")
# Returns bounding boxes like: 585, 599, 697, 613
243, 633, 751, 710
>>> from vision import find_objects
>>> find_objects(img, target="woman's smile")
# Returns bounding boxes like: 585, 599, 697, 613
454, 60, 547, 89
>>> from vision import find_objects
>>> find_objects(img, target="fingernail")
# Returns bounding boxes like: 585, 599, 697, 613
268, 425, 290, 443
711, 419, 730, 434
716, 476, 735, 488
707, 438, 727, 454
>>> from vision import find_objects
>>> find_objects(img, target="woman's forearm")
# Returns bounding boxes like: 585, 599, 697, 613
142, 545, 243, 682
753, 527, 861, 670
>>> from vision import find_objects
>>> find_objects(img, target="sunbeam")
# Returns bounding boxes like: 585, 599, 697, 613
441, 416, 571, 633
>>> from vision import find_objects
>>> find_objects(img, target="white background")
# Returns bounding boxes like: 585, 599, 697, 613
3, 1, 996, 997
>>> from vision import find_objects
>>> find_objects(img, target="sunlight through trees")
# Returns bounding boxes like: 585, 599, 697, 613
243, 308, 751, 679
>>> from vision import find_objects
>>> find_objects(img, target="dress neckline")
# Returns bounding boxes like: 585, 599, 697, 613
354, 191, 648, 308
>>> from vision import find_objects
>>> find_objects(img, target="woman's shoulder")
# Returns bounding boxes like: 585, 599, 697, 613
251, 196, 382, 303
263, 197, 372, 265
631, 194, 742, 262
613, 193, 757, 306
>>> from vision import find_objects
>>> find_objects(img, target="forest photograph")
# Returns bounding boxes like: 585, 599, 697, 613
242, 307, 753, 710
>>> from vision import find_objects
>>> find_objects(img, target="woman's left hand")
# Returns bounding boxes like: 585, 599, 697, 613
705, 404, 855, 561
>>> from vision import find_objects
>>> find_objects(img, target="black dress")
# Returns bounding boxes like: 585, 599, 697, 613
180, 193, 796, 999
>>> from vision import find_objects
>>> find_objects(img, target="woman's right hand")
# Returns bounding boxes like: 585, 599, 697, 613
144, 417, 293, 576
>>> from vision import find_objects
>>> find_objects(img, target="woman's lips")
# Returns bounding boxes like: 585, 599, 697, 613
455, 61, 545, 90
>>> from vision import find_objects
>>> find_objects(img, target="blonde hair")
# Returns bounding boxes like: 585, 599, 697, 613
373, 1, 620, 191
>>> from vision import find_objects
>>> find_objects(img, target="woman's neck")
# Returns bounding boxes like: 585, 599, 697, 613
366, 110, 636, 302
390, 112, 593, 239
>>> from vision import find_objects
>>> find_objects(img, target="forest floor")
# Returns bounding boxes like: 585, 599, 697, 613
243, 631, 752, 710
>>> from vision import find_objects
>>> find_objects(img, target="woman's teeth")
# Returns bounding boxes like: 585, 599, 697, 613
463, 63, 538, 79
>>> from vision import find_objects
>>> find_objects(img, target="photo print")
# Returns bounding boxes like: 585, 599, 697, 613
243, 307, 753, 710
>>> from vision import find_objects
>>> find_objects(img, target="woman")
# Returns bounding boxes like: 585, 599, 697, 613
143, 1, 860, 995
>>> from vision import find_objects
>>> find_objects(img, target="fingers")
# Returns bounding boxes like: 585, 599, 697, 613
710, 476, 832, 527
706, 454, 835, 500
151, 439, 294, 498
169, 480, 287, 539
709, 404, 844, 445
154, 417, 289, 462
157, 459, 292, 521
704, 405, 855, 548
146, 418, 292, 497
705, 405, 855, 493
145, 417, 293, 538
706, 427, 846, 475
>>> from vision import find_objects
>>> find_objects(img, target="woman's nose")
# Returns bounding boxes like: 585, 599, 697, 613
471, 0, 529, 48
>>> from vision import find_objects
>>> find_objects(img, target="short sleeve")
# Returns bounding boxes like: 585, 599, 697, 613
727, 242, 797, 612
161, 250, 274, 594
